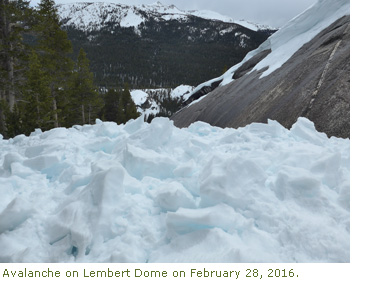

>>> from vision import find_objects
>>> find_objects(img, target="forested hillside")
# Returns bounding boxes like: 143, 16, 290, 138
58, 2, 274, 88
0, 0, 138, 138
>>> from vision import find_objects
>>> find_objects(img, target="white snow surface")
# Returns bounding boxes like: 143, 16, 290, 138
58, 2, 146, 32
169, 85, 194, 100
186, 0, 350, 100
57, 2, 270, 32
188, 9, 273, 31
0, 117, 349, 262
131, 90, 149, 106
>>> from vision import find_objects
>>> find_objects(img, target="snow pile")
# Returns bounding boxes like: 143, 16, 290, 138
187, 0, 350, 100
0, 117, 349, 262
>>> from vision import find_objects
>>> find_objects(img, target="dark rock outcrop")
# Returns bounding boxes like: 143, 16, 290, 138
171, 16, 350, 138
183, 79, 222, 106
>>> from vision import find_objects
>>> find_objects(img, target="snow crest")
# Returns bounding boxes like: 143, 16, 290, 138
57, 2, 269, 32
0, 117, 349, 262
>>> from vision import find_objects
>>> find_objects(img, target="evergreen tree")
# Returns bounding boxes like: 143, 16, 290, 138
4, 102, 22, 137
20, 50, 53, 135
102, 85, 139, 124
67, 48, 102, 126
35, 0, 73, 128
0, 0, 32, 136
103, 89, 119, 122
118, 82, 139, 124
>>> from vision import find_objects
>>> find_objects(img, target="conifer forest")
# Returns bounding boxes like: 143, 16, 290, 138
0, 0, 139, 138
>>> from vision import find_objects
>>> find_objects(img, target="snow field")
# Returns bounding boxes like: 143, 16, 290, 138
0, 117, 349, 262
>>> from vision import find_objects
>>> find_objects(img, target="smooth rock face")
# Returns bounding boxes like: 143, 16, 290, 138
171, 16, 350, 139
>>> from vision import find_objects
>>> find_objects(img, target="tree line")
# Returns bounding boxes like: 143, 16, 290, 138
0, 0, 139, 138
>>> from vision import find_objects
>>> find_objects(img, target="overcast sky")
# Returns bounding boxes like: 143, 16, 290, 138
29, 0, 317, 27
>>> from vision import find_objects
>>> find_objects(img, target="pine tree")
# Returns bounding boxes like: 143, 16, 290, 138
0, 0, 32, 136
118, 82, 139, 124
20, 50, 53, 135
67, 48, 102, 126
5, 102, 22, 137
103, 89, 119, 122
35, 0, 73, 128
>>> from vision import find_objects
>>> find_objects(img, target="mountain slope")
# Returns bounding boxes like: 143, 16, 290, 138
171, 0, 350, 138
58, 1, 273, 33
57, 2, 275, 88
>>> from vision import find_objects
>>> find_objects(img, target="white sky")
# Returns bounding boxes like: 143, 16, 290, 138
29, 0, 317, 27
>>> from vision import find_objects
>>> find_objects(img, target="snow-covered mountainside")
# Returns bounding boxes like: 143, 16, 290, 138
58, 1, 273, 33
57, 2, 274, 88
172, 0, 350, 138
0, 116, 349, 262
